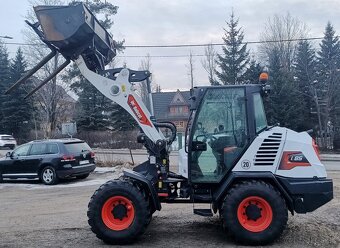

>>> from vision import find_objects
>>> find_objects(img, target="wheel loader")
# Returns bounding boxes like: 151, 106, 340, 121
9, 3, 333, 245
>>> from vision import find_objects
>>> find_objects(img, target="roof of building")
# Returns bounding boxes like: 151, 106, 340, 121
152, 90, 190, 119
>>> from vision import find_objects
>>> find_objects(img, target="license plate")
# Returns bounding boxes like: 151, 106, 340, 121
79, 160, 89, 165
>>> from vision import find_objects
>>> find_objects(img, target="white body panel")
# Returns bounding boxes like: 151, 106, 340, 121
233, 127, 286, 174
232, 127, 327, 178
275, 129, 327, 178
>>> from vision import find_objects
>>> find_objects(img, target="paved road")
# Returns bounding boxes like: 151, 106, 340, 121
322, 160, 340, 171
0, 171, 339, 248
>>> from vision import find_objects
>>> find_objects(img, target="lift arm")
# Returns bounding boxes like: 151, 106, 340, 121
75, 56, 164, 143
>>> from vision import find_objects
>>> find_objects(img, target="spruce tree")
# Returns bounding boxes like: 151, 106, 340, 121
215, 12, 249, 85
316, 22, 340, 148
110, 104, 138, 131
266, 48, 305, 130
293, 40, 318, 131
0, 43, 10, 133
243, 59, 263, 84
68, 67, 110, 131
1, 48, 33, 142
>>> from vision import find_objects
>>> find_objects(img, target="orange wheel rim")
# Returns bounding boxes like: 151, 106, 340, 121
101, 196, 135, 231
237, 196, 273, 232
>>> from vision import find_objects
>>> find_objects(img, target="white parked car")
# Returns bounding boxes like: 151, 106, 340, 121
0, 135, 17, 150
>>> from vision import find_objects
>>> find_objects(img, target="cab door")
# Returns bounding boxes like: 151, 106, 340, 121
189, 87, 249, 183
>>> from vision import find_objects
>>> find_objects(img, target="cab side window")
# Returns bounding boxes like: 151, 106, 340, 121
12, 144, 31, 157
253, 93, 268, 133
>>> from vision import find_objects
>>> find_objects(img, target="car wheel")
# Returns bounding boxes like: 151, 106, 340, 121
220, 180, 288, 245
41, 166, 59, 185
76, 173, 90, 180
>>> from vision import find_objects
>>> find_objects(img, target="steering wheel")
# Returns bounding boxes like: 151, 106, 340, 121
194, 133, 217, 147
208, 134, 217, 141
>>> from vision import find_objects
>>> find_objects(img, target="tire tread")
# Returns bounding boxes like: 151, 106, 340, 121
87, 179, 150, 244
220, 180, 288, 245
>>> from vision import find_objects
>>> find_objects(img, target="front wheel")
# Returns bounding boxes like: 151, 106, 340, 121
40, 166, 59, 185
87, 179, 150, 244
221, 180, 288, 245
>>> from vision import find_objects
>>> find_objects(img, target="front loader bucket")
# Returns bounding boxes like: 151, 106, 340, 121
34, 3, 116, 70
6, 3, 117, 97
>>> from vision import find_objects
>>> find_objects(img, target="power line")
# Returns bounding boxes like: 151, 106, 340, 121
116, 54, 206, 58
1, 36, 330, 49
3, 36, 332, 59
123, 36, 327, 48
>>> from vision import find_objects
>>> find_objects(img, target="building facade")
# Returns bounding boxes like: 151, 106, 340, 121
152, 90, 190, 150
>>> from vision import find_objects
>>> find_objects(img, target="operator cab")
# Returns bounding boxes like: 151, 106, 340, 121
187, 85, 268, 183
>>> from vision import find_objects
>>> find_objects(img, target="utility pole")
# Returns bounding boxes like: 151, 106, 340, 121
187, 51, 195, 89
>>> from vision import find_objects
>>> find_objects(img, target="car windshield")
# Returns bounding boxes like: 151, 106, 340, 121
1, 135, 14, 140
64, 142, 91, 154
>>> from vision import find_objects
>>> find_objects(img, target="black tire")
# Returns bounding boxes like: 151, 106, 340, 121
87, 179, 150, 244
40, 166, 59, 185
220, 180, 288, 245
76, 173, 90, 180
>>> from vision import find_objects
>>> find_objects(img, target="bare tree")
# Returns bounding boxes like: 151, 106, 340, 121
201, 44, 218, 85
259, 13, 308, 70
186, 51, 195, 89
23, 0, 69, 138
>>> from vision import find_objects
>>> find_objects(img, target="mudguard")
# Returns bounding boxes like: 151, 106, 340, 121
213, 171, 294, 214
123, 169, 161, 211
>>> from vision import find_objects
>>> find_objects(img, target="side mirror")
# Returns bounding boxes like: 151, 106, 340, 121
192, 141, 207, 151
5, 151, 11, 158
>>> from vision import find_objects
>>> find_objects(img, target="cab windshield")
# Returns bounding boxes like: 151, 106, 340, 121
190, 88, 248, 183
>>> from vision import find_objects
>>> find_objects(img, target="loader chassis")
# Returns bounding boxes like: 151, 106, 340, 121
9, 3, 333, 246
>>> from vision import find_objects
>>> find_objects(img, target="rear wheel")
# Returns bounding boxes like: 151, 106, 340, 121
88, 179, 150, 244
221, 180, 287, 245
40, 166, 59, 185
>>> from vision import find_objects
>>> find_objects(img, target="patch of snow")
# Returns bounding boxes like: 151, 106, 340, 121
94, 167, 116, 173
0, 164, 135, 190
0, 173, 121, 190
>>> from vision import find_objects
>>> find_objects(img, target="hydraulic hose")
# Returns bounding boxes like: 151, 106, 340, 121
154, 122, 177, 145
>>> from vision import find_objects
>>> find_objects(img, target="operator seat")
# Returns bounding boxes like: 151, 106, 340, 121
209, 135, 236, 174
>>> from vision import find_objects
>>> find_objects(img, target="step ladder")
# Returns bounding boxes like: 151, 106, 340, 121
192, 193, 213, 217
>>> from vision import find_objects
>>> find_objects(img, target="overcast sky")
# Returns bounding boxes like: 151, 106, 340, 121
1, 0, 340, 91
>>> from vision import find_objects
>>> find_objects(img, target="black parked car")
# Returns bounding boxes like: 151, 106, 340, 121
0, 139, 96, 185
